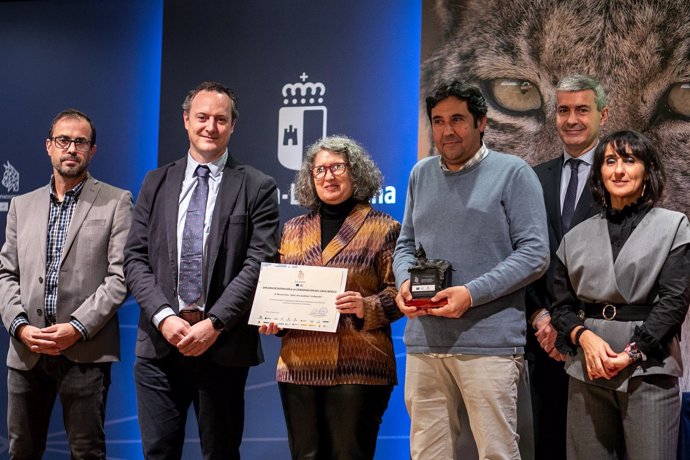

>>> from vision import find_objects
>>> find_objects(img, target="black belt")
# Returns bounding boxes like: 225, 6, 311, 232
580, 303, 650, 321
179, 309, 204, 325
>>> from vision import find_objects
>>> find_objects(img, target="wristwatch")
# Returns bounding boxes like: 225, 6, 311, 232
208, 314, 224, 331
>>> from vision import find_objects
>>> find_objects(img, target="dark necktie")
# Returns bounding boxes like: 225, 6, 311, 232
178, 165, 210, 305
561, 158, 582, 233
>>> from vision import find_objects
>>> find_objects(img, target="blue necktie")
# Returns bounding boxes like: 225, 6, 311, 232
561, 158, 582, 233
178, 165, 210, 305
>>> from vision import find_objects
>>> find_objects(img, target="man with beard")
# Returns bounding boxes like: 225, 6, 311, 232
0, 109, 133, 459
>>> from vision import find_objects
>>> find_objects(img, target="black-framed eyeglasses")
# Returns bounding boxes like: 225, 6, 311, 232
312, 163, 348, 179
50, 136, 92, 152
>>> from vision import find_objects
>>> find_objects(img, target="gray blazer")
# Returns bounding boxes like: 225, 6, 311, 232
0, 176, 133, 370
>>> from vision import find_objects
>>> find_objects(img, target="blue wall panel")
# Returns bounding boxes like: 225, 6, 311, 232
0, 0, 162, 458
0, 1, 420, 458
158, 1, 420, 458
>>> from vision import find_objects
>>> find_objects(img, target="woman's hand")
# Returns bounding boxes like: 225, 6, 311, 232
606, 352, 633, 377
577, 329, 619, 380
335, 291, 365, 318
258, 322, 282, 335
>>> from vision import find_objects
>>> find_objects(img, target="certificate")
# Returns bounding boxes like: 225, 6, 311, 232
249, 263, 348, 333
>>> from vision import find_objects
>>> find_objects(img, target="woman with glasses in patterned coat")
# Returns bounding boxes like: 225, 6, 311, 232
259, 135, 402, 460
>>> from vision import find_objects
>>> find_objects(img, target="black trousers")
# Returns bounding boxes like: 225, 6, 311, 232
528, 350, 569, 460
278, 382, 393, 460
8, 355, 111, 460
135, 354, 249, 460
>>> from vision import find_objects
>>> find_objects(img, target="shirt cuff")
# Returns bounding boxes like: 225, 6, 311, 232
69, 318, 89, 341
153, 306, 176, 329
9, 314, 30, 338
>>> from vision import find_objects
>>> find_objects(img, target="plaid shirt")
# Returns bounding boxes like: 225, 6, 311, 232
9, 178, 89, 339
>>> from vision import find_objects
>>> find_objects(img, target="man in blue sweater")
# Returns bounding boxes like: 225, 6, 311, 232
394, 81, 549, 459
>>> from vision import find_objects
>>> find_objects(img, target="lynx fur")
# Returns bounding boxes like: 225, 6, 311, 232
422, 0, 690, 391
422, 0, 690, 216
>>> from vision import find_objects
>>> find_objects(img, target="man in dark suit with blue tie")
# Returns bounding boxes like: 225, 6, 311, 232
526, 75, 608, 460
124, 81, 280, 459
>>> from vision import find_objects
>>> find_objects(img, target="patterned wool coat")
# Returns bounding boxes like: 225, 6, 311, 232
276, 203, 402, 385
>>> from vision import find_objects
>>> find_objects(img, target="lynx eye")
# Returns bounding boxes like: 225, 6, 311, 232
666, 82, 690, 117
489, 79, 542, 113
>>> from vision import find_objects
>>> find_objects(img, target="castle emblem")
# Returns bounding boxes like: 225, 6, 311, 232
277, 73, 327, 170
2, 161, 19, 193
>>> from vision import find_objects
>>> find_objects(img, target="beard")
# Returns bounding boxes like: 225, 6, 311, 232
53, 155, 88, 179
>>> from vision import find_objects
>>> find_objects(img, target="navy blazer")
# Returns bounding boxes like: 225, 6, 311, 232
124, 155, 280, 366
526, 156, 601, 322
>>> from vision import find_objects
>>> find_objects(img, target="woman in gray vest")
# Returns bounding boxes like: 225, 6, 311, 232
550, 130, 690, 460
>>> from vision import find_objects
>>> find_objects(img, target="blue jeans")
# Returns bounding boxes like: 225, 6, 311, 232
7, 355, 111, 460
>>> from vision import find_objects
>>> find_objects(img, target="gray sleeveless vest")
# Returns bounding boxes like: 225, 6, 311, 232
557, 207, 690, 391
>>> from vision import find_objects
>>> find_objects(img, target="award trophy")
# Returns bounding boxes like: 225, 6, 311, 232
405, 244, 453, 308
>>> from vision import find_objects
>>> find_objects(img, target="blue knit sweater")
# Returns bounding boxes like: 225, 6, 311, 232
393, 151, 549, 355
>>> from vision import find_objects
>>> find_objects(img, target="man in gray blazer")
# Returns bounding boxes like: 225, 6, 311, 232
124, 82, 279, 459
0, 109, 133, 459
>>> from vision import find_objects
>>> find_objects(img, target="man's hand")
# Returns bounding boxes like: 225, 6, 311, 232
159, 315, 191, 347
395, 280, 427, 318
426, 286, 472, 319
18, 324, 60, 355
176, 319, 221, 357
34, 323, 80, 352
533, 313, 566, 361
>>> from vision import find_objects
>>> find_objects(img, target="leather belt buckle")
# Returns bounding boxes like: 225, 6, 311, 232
602, 304, 617, 320
180, 309, 204, 325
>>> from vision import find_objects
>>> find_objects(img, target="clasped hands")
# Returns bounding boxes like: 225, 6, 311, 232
159, 316, 221, 357
533, 312, 567, 362
576, 328, 633, 380
19, 323, 80, 355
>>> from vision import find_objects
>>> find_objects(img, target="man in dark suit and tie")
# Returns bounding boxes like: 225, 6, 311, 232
526, 75, 608, 460
124, 81, 280, 459
0, 109, 133, 459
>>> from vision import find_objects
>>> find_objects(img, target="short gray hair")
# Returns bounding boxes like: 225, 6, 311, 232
556, 75, 607, 111
294, 135, 383, 211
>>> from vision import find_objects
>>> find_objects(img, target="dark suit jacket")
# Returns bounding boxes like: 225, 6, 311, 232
123, 155, 280, 367
0, 176, 133, 370
526, 156, 601, 354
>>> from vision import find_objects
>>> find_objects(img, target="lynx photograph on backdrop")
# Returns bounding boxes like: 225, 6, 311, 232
421, 0, 690, 215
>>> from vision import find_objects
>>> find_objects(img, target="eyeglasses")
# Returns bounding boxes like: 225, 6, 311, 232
312, 163, 348, 179
51, 136, 92, 152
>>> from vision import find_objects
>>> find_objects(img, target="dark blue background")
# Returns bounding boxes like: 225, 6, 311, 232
0, 0, 420, 458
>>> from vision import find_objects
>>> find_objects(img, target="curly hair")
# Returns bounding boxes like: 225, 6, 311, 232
294, 135, 383, 211
425, 80, 488, 140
